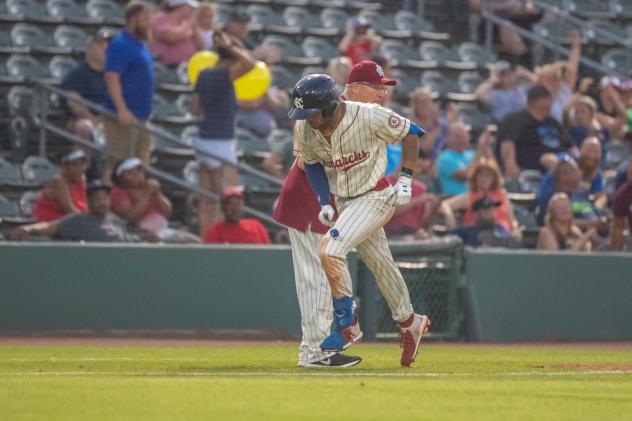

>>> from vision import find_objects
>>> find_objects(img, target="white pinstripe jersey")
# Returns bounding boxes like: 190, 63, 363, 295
295, 101, 411, 198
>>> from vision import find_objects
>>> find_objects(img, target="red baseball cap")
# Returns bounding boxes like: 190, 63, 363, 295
221, 186, 244, 202
348, 60, 397, 86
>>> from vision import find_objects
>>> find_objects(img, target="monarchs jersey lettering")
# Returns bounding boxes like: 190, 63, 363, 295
296, 101, 411, 198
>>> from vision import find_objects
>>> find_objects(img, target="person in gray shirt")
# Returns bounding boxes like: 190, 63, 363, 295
11, 180, 153, 243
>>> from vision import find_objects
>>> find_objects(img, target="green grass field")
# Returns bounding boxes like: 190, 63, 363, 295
1, 341, 631, 420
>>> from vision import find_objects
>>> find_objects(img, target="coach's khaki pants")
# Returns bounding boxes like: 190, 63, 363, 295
104, 118, 152, 165
319, 186, 413, 323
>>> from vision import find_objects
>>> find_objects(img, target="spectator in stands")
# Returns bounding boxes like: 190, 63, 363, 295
262, 131, 294, 180
615, 156, 630, 192
223, 7, 280, 64
110, 157, 173, 235
497, 84, 573, 180
103, 1, 155, 183
191, 31, 255, 234
204, 186, 271, 244
611, 156, 632, 250
61, 32, 112, 142
441, 159, 520, 242
326, 56, 353, 90
196, 1, 215, 50
540, 137, 607, 210
384, 176, 440, 240
562, 95, 624, 150
437, 124, 494, 196
150, 0, 202, 66
475, 61, 536, 122
11, 181, 151, 243
593, 76, 630, 127
338, 16, 381, 65
33, 150, 88, 222
537, 192, 594, 251
409, 88, 452, 175
236, 87, 290, 138
536, 30, 581, 123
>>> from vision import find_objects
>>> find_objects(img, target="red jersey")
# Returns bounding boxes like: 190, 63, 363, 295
273, 162, 332, 235
384, 176, 427, 237
204, 218, 271, 244
345, 39, 373, 65
34, 179, 87, 221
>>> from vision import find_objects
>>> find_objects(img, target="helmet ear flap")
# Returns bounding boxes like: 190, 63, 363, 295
321, 96, 338, 118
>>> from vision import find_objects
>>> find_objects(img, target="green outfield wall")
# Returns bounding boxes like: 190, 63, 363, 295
0, 243, 351, 335
1, 243, 631, 342
463, 249, 632, 342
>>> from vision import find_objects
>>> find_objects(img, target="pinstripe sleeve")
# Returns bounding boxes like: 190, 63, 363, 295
294, 121, 319, 164
370, 104, 412, 145
292, 121, 303, 156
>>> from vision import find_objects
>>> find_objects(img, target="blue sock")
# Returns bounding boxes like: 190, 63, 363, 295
332, 296, 354, 329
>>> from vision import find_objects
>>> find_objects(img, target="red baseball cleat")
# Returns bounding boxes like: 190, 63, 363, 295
399, 314, 431, 367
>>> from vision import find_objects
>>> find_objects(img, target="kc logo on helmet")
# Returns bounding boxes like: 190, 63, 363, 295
294, 97, 304, 109
376, 65, 385, 77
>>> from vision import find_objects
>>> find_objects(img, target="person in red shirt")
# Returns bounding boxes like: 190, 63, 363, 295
34, 150, 88, 221
338, 16, 381, 65
611, 156, 632, 250
384, 176, 440, 239
204, 186, 271, 244
110, 157, 173, 233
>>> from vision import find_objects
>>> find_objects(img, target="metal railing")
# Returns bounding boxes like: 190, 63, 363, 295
31, 81, 283, 227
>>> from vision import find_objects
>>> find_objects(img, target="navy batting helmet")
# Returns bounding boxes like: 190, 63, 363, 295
288, 74, 339, 120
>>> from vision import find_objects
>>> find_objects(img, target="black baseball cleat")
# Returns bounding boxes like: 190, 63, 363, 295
304, 353, 362, 368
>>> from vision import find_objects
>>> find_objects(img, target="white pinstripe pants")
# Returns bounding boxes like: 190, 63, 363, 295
288, 228, 333, 365
320, 186, 413, 323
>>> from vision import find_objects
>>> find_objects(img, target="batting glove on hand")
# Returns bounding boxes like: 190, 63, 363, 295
393, 174, 413, 206
318, 204, 336, 226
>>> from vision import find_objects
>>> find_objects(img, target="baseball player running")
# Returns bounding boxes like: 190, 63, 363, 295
287, 73, 430, 368
273, 61, 412, 368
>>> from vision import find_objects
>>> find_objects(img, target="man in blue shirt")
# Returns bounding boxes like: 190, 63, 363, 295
436, 123, 482, 196
103, 1, 155, 183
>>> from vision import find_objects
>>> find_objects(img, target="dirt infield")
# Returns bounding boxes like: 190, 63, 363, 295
1, 336, 632, 350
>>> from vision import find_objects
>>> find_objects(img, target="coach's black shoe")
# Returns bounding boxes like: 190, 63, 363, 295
304, 353, 361, 368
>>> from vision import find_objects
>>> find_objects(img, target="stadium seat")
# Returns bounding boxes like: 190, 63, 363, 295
320, 8, 348, 34
7, 86, 34, 116
47, 0, 90, 21
261, 35, 315, 65
180, 125, 198, 148
604, 140, 630, 170
22, 156, 58, 184
455, 103, 492, 132
236, 127, 268, 159
5, 0, 50, 22
357, 9, 401, 37
152, 94, 192, 124
266, 128, 292, 151
19, 190, 40, 217
86, 0, 124, 23
419, 41, 458, 63
213, 4, 232, 27
48, 55, 77, 80
379, 40, 434, 70
6, 55, 49, 82
0, 194, 22, 219
175, 93, 193, 118
247, 4, 298, 35
283, 6, 320, 31
0, 157, 23, 186
602, 48, 632, 76
53, 25, 89, 51
389, 68, 419, 104
270, 65, 298, 91
182, 160, 199, 186
392, 10, 449, 41
566, 0, 618, 20
457, 42, 497, 67
533, 20, 582, 43
620, 0, 632, 19
10, 23, 60, 53
420, 70, 458, 97
154, 62, 180, 87
301, 37, 338, 63
518, 170, 543, 194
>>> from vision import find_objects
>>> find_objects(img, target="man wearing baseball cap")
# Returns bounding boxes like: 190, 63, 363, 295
272, 60, 405, 368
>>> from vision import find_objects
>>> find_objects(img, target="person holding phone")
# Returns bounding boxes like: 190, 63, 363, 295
338, 16, 382, 65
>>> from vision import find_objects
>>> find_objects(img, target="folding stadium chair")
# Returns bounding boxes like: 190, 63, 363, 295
301, 37, 339, 64
357, 9, 395, 34
49, 55, 77, 80
445, 71, 483, 102
602, 48, 632, 76
0, 157, 23, 186
518, 170, 543, 194
21, 156, 58, 185
154, 62, 180, 87
182, 160, 199, 187
284, 6, 335, 37
420, 70, 458, 98
320, 8, 349, 34
6, 54, 50, 82
389, 68, 419, 104
269, 65, 299, 91
19, 190, 40, 218
455, 102, 492, 132
604, 140, 630, 170
379, 39, 434, 70
247, 4, 298, 35
10, 23, 63, 54
567, 0, 619, 20
0, 194, 22, 219
175, 93, 193, 118
86, 0, 124, 24
6, 0, 50, 22
180, 125, 198, 148
261, 35, 315, 65
7, 85, 35, 116
47, 0, 90, 21
53, 25, 89, 51
457, 42, 496, 67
